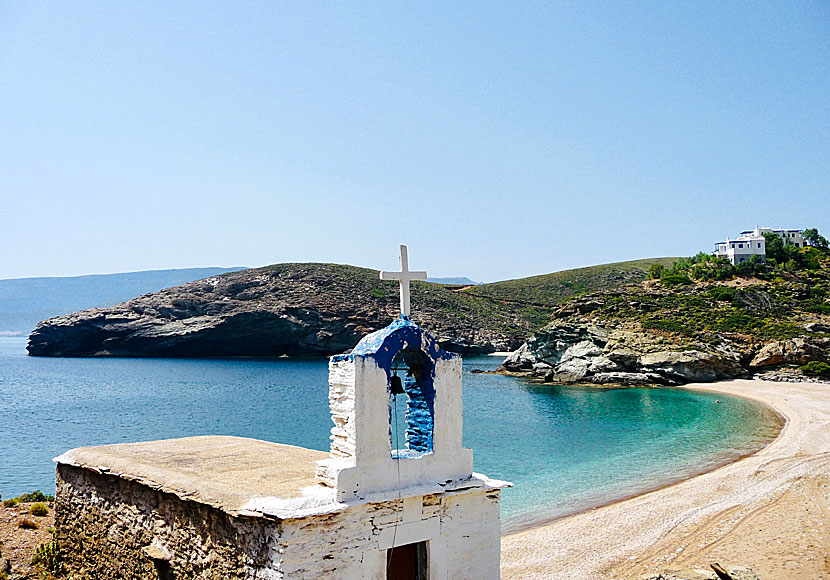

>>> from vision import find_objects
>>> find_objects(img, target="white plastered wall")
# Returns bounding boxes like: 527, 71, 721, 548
278, 487, 502, 580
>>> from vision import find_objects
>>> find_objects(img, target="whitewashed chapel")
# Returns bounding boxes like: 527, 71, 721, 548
54, 246, 509, 580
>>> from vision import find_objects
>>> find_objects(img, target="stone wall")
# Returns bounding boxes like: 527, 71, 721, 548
57, 464, 502, 580
326, 358, 357, 460
55, 464, 282, 580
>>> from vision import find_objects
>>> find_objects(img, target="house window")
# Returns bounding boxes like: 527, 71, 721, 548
758, 243, 761, 248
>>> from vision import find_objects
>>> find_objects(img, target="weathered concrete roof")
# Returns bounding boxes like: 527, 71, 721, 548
55, 435, 329, 517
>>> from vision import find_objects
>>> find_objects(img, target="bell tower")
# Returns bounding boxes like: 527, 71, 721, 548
316, 246, 474, 502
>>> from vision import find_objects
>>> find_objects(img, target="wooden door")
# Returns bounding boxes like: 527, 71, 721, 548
387, 541, 428, 580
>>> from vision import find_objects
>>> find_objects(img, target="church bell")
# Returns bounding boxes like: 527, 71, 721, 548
390, 373, 405, 396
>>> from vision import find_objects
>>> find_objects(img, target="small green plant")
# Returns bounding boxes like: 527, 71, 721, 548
18, 490, 49, 503
799, 361, 830, 377
660, 274, 693, 286
32, 541, 64, 577
642, 319, 692, 335
707, 286, 736, 302
18, 518, 39, 529
803, 227, 829, 249
30, 502, 49, 517
648, 263, 664, 280
369, 288, 386, 299
3, 498, 18, 508
716, 312, 760, 333
803, 300, 830, 315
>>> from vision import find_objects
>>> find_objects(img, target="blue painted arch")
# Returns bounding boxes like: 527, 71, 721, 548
333, 317, 456, 457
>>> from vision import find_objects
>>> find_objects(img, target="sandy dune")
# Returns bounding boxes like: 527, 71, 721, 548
501, 379, 830, 579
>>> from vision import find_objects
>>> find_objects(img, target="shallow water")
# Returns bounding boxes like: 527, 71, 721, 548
0, 338, 779, 528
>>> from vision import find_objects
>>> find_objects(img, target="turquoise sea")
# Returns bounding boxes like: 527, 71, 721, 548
0, 337, 780, 530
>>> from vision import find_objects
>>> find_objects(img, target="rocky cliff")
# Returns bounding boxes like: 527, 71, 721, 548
501, 320, 748, 385
501, 272, 830, 385
28, 263, 540, 357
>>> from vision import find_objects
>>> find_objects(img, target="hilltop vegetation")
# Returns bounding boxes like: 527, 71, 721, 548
465, 258, 679, 308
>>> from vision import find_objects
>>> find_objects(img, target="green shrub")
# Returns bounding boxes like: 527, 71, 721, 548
3, 498, 18, 508
667, 253, 735, 281
642, 319, 692, 335
32, 541, 64, 577
799, 361, 830, 377
17, 490, 48, 503
716, 312, 760, 333
649, 263, 664, 280
18, 518, 38, 530
369, 288, 386, 299
707, 286, 736, 302
803, 300, 830, 315
660, 274, 693, 286
759, 321, 802, 340
30, 502, 49, 517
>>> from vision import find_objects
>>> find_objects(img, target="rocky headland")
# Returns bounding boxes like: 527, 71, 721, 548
26, 263, 543, 357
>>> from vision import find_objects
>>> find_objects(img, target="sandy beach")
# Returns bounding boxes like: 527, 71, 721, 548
501, 379, 830, 580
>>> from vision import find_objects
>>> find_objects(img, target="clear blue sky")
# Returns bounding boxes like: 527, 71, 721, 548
2, 2, 828, 282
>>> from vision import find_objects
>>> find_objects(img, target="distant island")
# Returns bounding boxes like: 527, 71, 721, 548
426, 276, 481, 286
0, 267, 246, 335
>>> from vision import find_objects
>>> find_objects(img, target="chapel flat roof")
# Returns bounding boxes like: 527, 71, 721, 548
55, 435, 328, 517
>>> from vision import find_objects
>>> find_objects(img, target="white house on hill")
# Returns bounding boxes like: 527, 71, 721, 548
714, 226, 806, 265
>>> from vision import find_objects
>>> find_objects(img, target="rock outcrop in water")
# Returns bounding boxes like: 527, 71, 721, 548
28, 263, 534, 357
501, 321, 746, 385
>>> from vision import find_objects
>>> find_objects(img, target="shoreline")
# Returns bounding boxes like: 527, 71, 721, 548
502, 398, 784, 535
501, 378, 830, 579
500, 379, 785, 534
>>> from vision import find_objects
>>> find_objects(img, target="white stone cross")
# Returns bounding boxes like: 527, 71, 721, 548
380, 245, 427, 318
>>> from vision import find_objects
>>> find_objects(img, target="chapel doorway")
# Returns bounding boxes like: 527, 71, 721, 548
386, 541, 428, 580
